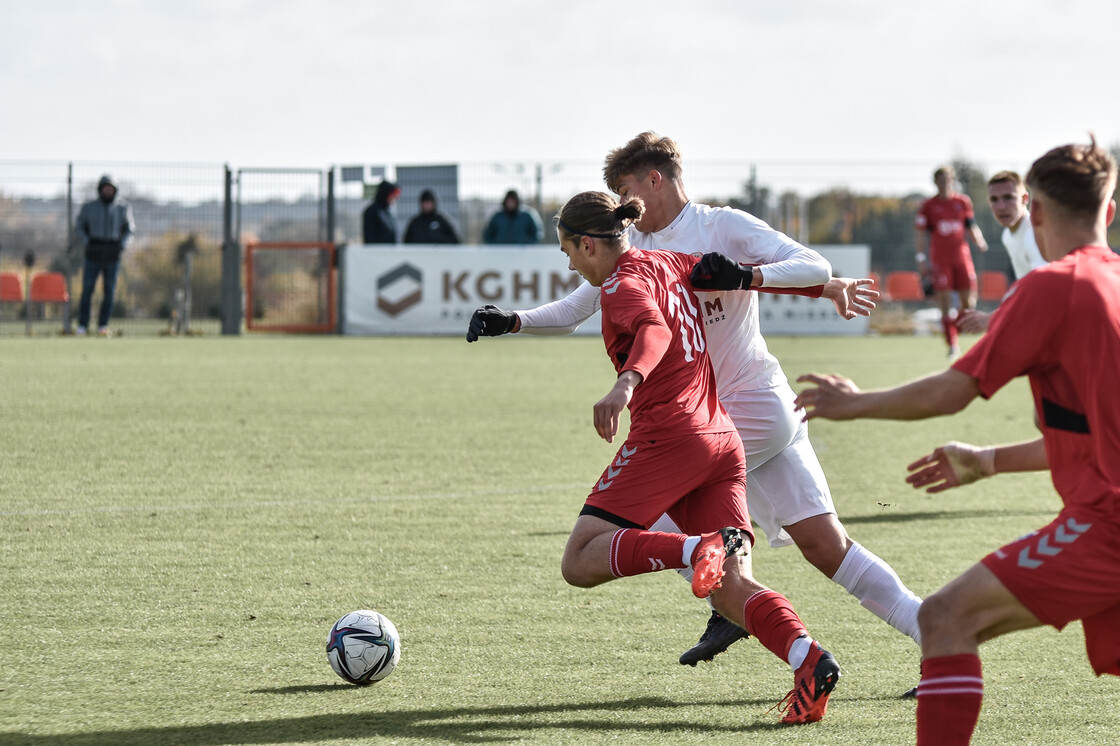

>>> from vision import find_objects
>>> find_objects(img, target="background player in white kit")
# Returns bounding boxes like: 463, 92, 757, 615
958, 170, 1048, 333
467, 132, 924, 677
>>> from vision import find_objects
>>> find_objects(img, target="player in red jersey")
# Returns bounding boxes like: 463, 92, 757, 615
554, 190, 840, 724
915, 166, 989, 357
795, 138, 1120, 745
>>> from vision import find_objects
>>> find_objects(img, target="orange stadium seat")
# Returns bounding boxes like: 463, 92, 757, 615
0, 272, 24, 303
980, 271, 1009, 301
885, 271, 925, 302
867, 272, 881, 295
29, 272, 70, 304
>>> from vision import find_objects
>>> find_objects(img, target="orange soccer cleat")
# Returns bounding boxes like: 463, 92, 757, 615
775, 640, 841, 724
689, 527, 744, 599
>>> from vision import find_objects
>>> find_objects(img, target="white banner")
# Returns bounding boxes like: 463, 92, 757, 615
757, 245, 871, 336
340, 244, 870, 337
341, 245, 601, 336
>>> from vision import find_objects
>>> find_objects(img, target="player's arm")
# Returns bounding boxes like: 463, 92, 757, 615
967, 219, 989, 253
466, 282, 599, 341
594, 317, 670, 443
957, 309, 992, 333
914, 209, 929, 269
690, 252, 824, 296
793, 367, 981, 422
690, 252, 880, 319
905, 437, 1047, 493
515, 281, 600, 335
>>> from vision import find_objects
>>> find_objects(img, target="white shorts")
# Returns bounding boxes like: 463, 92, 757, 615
724, 383, 835, 548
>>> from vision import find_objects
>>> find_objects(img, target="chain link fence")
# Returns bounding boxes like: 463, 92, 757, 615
4, 156, 1043, 337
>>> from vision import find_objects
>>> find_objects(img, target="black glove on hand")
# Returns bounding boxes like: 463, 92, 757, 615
466, 305, 518, 342
689, 252, 754, 291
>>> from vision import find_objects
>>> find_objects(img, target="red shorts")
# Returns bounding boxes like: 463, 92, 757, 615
583, 430, 753, 543
930, 256, 976, 293
981, 509, 1120, 676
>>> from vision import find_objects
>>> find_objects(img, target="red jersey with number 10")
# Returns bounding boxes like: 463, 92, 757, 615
916, 194, 975, 263
599, 248, 734, 441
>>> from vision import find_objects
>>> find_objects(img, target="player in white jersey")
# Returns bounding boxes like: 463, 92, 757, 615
958, 170, 1047, 333
467, 133, 922, 679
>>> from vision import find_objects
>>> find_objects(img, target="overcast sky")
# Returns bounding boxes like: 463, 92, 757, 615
3, 0, 1118, 170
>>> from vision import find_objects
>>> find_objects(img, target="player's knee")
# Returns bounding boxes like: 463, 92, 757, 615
918, 589, 962, 642
560, 555, 599, 588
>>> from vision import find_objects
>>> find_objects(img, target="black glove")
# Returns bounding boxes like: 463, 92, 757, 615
689, 252, 754, 291
466, 305, 518, 342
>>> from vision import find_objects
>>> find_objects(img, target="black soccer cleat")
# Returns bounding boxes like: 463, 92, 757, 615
679, 610, 750, 666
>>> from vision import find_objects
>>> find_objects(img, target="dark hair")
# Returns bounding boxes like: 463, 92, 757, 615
603, 132, 683, 194
1026, 135, 1118, 219
555, 191, 644, 245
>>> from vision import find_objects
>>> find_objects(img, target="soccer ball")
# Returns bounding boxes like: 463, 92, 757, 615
326, 610, 401, 685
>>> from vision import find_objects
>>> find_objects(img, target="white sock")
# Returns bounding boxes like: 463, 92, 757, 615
831, 542, 922, 645
787, 635, 812, 672
681, 536, 700, 568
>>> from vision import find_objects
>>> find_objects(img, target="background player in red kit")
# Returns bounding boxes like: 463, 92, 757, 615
796, 138, 1120, 745
915, 165, 989, 357
552, 190, 840, 724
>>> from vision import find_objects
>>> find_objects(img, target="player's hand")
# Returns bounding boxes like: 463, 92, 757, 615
821, 277, 879, 319
905, 441, 996, 493
793, 373, 862, 421
957, 309, 991, 333
466, 305, 518, 342
690, 252, 754, 291
594, 373, 638, 442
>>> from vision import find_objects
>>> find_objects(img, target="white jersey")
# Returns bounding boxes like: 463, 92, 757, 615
1001, 214, 1046, 280
517, 201, 831, 398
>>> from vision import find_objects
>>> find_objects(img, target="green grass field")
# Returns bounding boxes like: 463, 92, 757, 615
1, 334, 1114, 745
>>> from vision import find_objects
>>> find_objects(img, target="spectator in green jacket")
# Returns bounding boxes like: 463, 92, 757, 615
483, 190, 543, 245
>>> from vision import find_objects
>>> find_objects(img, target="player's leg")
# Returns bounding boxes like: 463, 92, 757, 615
563, 435, 739, 589
709, 543, 841, 724
678, 435, 840, 724
955, 261, 978, 314
560, 513, 692, 587
650, 510, 752, 665
937, 288, 960, 355
915, 562, 1039, 746
746, 397, 923, 644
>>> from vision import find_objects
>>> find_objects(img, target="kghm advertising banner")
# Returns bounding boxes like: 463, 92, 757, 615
340, 245, 869, 337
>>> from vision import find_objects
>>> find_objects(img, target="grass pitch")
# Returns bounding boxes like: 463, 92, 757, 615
0, 334, 1114, 745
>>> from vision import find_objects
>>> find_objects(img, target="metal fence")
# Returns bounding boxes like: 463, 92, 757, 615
3, 156, 1028, 336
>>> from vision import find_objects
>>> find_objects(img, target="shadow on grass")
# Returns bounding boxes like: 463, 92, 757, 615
842, 507, 1052, 526
0, 695, 799, 745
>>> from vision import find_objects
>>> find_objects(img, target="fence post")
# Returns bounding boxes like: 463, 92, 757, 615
326, 167, 336, 243
63, 163, 74, 333
220, 164, 241, 335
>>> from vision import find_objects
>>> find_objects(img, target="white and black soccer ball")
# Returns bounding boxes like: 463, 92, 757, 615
326, 610, 401, 685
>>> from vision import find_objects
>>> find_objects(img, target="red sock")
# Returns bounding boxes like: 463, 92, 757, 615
608, 529, 687, 578
942, 316, 959, 348
742, 590, 808, 664
916, 654, 983, 746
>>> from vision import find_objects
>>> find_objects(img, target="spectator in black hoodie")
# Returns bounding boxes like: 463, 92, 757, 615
404, 189, 461, 244
362, 180, 400, 244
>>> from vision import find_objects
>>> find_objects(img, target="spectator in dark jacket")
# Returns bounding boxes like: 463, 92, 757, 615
362, 180, 400, 244
404, 189, 461, 244
483, 189, 543, 245
74, 174, 134, 335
